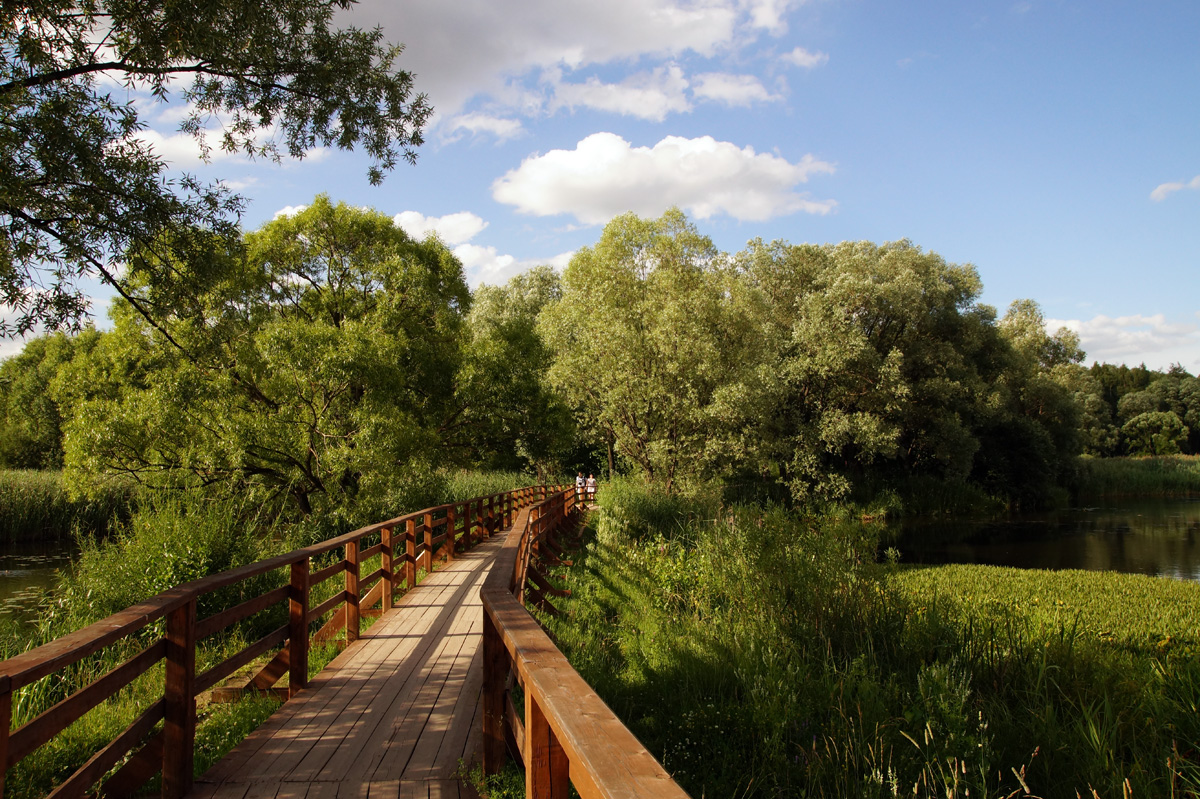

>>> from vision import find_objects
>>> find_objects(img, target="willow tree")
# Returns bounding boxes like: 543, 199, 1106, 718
61, 197, 467, 521
1, 0, 430, 335
538, 210, 753, 492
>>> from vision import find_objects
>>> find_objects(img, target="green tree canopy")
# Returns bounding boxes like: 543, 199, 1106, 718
539, 209, 754, 493
61, 197, 467, 521
1, 0, 430, 335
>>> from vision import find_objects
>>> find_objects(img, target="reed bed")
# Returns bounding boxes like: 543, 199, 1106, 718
544, 481, 1200, 799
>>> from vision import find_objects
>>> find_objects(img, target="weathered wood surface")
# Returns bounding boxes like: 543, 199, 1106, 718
194, 508, 533, 799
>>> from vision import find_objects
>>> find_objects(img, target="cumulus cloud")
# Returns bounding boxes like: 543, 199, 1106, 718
1050, 313, 1200, 369
492, 132, 835, 224
444, 113, 524, 142
344, 0, 787, 120
454, 244, 574, 287
691, 72, 781, 106
393, 211, 488, 245
1150, 175, 1200, 202
551, 65, 691, 121
273, 205, 308, 219
781, 45, 829, 68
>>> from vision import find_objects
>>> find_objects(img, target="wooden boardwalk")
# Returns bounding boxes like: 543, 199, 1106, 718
193, 509, 531, 799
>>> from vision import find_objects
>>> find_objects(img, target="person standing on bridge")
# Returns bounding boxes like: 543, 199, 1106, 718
585, 474, 597, 504
576, 471, 585, 501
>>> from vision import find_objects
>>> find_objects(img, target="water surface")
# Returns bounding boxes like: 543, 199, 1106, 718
892, 498, 1200, 582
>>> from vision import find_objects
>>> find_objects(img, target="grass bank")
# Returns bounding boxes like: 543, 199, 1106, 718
0, 470, 134, 545
542, 479, 1200, 798
1073, 455, 1200, 498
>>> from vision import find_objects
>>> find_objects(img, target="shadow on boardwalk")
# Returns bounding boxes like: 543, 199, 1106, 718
195, 510, 530, 799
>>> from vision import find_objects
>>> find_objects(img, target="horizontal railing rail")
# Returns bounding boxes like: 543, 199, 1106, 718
0, 484, 562, 799
481, 487, 690, 799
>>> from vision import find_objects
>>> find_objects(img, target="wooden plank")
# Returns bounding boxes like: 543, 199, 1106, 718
226, 570, 468, 783
7, 640, 164, 767
303, 547, 494, 783
45, 700, 164, 799
195, 625, 289, 694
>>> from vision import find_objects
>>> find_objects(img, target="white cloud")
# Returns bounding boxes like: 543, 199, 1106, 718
344, 0, 782, 119
444, 112, 524, 142
1050, 313, 1200, 370
781, 45, 829, 68
692, 72, 781, 106
454, 244, 575, 287
743, 0, 800, 34
1150, 175, 1200, 202
394, 211, 488, 245
492, 132, 835, 224
551, 65, 691, 121
273, 205, 308, 219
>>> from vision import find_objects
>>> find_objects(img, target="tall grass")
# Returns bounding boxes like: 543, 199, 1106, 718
0, 470, 134, 545
1073, 455, 1200, 498
546, 479, 1200, 798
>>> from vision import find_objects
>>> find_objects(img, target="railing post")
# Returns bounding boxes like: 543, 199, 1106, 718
289, 559, 309, 698
0, 681, 9, 799
162, 597, 197, 799
406, 518, 417, 590
482, 608, 508, 775
346, 539, 360, 643
381, 525, 394, 611
526, 689, 569, 799
487, 495, 496, 536
446, 504, 457, 562
423, 512, 434, 573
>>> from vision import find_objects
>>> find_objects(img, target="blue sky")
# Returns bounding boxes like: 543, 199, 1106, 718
10, 0, 1199, 369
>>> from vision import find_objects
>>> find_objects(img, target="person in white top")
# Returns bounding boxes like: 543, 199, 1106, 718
585, 474, 597, 503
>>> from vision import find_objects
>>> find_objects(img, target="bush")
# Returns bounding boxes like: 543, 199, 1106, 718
0, 470, 134, 544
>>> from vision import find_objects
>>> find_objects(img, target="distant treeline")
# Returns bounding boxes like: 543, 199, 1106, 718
0, 201, 1195, 519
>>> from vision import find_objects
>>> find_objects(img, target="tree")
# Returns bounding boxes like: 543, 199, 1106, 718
1121, 411, 1189, 456
0, 328, 100, 467
539, 210, 752, 493
1, 0, 431, 335
61, 197, 467, 520
448, 267, 576, 477
727, 239, 995, 503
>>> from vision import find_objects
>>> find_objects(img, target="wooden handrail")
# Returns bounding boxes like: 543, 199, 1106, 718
0, 484, 560, 799
481, 488, 690, 799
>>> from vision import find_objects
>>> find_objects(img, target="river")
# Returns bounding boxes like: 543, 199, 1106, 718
890, 497, 1200, 582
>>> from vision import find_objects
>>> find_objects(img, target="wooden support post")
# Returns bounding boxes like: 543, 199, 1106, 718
162, 598, 197, 799
406, 518, 417, 589
487, 495, 496, 536
346, 539, 360, 643
446, 505, 456, 561
526, 690, 569, 799
288, 559, 309, 698
381, 525, 394, 611
0, 679, 12, 799
423, 512, 433, 573
481, 610, 508, 775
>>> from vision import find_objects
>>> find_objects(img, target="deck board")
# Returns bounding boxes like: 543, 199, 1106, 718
194, 509, 529, 799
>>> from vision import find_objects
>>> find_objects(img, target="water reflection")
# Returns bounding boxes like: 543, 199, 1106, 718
0, 544, 75, 623
891, 498, 1200, 582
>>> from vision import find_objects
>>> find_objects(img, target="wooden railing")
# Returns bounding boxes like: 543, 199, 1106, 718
481, 488, 690, 799
0, 485, 558, 799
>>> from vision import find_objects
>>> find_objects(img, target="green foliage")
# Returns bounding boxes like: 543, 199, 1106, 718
0, 470, 133, 544
0, 330, 101, 468
60, 197, 469, 522
451, 267, 576, 476
540, 209, 755, 493
1122, 411, 1191, 456
0, 0, 430, 333
548, 480, 1200, 797
1073, 455, 1200, 497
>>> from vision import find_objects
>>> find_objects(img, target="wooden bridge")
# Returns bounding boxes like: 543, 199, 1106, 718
0, 486, 689, 799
